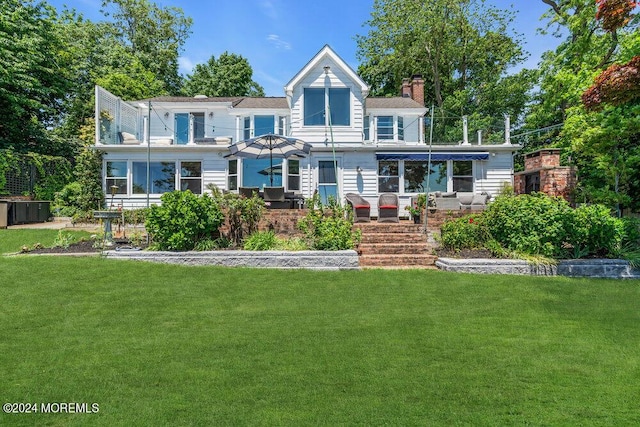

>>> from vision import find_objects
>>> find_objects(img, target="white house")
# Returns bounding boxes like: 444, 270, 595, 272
95, 45, 519, 217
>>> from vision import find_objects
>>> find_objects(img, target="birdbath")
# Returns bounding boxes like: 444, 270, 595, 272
93, 210, 121, 246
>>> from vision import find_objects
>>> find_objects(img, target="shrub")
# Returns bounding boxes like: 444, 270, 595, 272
298, 195, 361, 250
567, 204, 624, 257
208, 185, 265, 247
439, 214, 488, 251
122, 208, 148, 225
145, 190, 224, 251
53, 182, 84, 217
482, 193, 572, 257
621, 217, 640, 248
244, 231, 278, 251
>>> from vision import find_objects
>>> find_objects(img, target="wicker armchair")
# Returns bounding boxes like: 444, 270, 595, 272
345, 193, 371, 223
377, 193, 399, 223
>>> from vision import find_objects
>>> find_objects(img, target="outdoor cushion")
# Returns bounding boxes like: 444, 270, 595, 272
119, 131, 141, 144
458, 194, 474, 206
379, 205, 397, 209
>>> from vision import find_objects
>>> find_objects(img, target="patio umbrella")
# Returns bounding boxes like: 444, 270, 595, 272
227, 134, 311, 185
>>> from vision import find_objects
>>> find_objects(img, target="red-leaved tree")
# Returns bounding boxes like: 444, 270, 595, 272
596, 0, 637, 32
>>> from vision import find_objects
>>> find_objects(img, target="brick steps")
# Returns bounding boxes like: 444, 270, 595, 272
354, 220, 438, 268
358, 242, 431, 255
359, 254, 438, 268
360, 233, 427, 244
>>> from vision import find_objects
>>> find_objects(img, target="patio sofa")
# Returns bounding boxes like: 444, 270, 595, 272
432, 191, 491, 210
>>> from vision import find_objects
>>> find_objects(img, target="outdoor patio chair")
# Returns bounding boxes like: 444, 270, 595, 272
377, 193, 399, 223
239, 186, 259, 198
345, 193, 371, 223
263, 186, 285, 202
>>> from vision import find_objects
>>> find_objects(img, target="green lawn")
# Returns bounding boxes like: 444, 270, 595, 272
0, 229, 92, 254
1, 231, 639, 425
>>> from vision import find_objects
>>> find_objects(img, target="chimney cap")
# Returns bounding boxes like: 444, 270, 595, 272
411, 74, 423, 80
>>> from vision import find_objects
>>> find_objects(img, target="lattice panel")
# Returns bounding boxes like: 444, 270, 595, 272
96, 86, 119, 144
120, 102, 138, 136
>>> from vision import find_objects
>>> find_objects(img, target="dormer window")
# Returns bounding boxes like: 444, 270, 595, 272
303, 87, 350, 126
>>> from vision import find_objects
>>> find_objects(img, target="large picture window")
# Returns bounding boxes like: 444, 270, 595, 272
106, 161, 127, 194
378, 161, 399, 192
180, 162, 202, 194
404, 160, 447, 193
132, 161, 175, 194
242, 158, 283, 188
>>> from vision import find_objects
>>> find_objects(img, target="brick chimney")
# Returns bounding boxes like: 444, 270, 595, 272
410, 74, 424, 106
401, 78, 411, 98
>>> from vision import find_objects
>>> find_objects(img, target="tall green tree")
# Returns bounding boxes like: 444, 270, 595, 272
529, 0, 640, 212
182, 52, 265, 97
0, 0, 72, 155
100, 0, 192, 94
356, 0, 534, 141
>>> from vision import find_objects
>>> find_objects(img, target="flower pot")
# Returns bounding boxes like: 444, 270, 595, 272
413, 215, 421, 224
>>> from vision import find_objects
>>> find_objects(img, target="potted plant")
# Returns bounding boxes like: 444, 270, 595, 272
405, 194, 427, 224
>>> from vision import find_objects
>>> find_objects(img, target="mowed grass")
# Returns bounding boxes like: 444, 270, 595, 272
0, 237, 639, 424
0, 229, 92, 254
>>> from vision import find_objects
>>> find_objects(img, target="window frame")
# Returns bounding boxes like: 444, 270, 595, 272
377, 160, 400, 193
376, 116, 394, 140
105, 160, 128, 195
287, 159, 300, 191
303, 87, 351, 127
228, 159, 238, 191
132, 161, 177, 195
179, 161, 202, 194
452, 160, 474, 192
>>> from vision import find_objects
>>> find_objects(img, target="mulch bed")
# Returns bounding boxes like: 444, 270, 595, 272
27, 239, 145, 254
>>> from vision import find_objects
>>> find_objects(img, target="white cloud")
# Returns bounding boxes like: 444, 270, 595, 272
266, 34, 292, 50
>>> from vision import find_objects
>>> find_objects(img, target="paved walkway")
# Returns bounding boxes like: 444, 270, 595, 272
7, 218, 100, 232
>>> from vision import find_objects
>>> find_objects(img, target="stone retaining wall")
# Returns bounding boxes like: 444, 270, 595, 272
436, 258, 640, 279
104, 249, 360, 270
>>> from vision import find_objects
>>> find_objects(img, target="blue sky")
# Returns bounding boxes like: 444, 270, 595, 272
47, 0, 562, 96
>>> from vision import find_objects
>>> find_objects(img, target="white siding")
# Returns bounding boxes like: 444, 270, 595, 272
476, 152, 514, 196
289, 60, 364, 143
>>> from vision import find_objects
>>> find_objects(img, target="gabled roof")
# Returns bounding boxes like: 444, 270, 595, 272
284, 45, 369, 96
